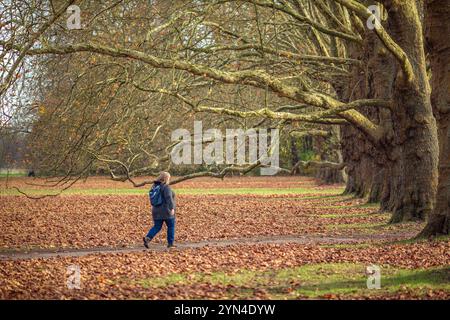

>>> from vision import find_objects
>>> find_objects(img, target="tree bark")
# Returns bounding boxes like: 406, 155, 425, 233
418, 0, 450, 236
341, 25, 394, 201
314, 127, 344, 184
341, 1, 439, 223
385, 0, 439, 223
290, 135, 300, 174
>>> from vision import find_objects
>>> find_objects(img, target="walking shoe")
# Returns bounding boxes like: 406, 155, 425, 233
143, 236, 152, 249
167, 243, 177, 249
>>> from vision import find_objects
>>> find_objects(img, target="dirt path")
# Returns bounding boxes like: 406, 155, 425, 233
0, 233, 412, 261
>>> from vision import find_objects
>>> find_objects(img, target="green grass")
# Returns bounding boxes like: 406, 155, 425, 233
0, 173, 26, 178
327, 222, 386, 230
0, 186, 345, 196
389, 234, 450, 245
252, 194, 350, 202
0, 171, 27, 178
132, 263, 450, 299
318, 202, 380, 209
293, 194, 350, 201
315, 212, 384, 219
177, 187, 344, 196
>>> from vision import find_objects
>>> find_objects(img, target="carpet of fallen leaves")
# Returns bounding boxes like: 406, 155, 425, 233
0, 176, 420, 249
0, 194, 419, 249
0, 241, 449, 299
0, 176, 448, 299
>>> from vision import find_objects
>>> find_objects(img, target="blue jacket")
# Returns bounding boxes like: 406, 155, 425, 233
151, 181, 176, 220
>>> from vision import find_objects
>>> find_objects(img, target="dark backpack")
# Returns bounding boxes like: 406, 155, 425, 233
149, 184, 164, 207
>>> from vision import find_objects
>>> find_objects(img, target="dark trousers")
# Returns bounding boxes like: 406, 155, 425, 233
146, 218, 175, 245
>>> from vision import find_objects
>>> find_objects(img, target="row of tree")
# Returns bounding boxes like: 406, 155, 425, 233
0, 0, 448, 236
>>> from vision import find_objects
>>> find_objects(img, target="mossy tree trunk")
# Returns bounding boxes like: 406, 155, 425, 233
341, 1, 439, 223
418, 0, 450, 236
385, 0, 439, 223
341, 24, 394, 202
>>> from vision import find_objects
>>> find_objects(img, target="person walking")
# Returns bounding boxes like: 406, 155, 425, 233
143, 171, 176, 248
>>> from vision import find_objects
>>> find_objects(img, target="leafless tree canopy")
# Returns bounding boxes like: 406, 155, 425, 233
0, 0, 449, 235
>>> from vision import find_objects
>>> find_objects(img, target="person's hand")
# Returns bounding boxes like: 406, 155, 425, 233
170, 209, 175, 216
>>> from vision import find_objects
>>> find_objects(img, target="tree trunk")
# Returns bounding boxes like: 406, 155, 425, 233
314, 127, 344, 184
418, 0, 450, 236
341, 26, 394, 202
340, 36, 376, 198
290, 135, 300, 174
342, 1, 439, 222
384, 0, 439, 223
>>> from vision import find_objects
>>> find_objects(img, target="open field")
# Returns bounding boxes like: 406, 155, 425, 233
0, 169, 27, 178
0, 176, 448, 299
